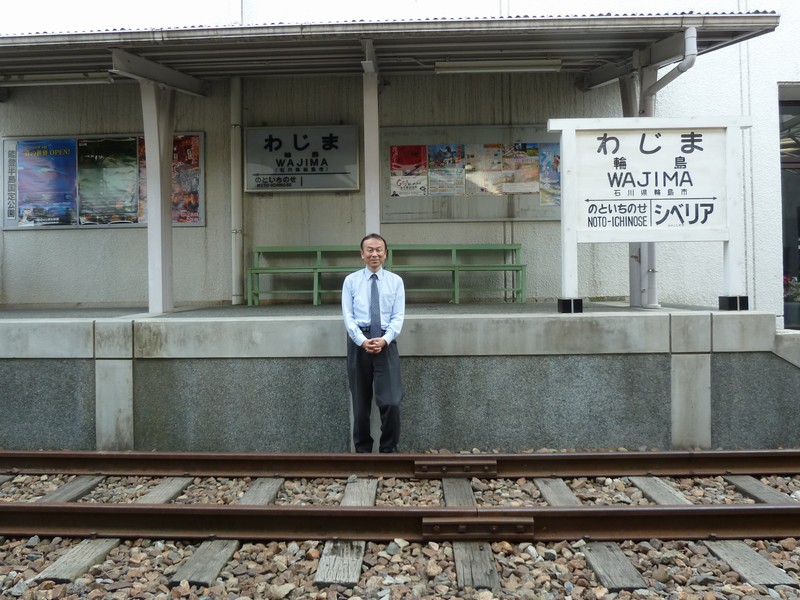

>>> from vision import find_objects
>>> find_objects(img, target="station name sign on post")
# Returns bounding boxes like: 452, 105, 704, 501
558, 120, 739, 243
548, 117, 750, 307
245, 125, 359, 192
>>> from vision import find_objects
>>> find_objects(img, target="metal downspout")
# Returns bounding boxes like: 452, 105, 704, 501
231, 78, 244, 305
641, 27, 698, 115
637, 27, 697, 309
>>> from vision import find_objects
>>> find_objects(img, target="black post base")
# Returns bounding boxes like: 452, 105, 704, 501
558, 298, 584, 313
718, 295, 749, 311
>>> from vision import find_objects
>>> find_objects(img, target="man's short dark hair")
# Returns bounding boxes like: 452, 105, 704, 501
360, 233, 388, 250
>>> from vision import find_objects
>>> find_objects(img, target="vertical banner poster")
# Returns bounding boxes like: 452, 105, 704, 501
138, 134, 203, 223
538, 143, 561, 206
172, 134, 202, 223
390, 145, 428, 196
16, 139, 78, 226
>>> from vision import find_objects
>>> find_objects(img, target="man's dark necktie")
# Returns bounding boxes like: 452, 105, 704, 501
369, 273, 381, 338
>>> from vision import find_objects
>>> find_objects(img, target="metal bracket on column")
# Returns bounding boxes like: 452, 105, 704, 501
111, 49, 208, 97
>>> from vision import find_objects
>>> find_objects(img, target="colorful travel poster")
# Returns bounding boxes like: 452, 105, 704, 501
78, 137, 138, 224
538, 142, 561, 206
427, 144, 465, 195
428, 144, 463, 169
16, 139, 78, 226
465, 143, 504, 195
390, 145, 428, 196
138, 134, 203, 223
502, 143, 540, 194
171, 134, 202, 223
390, 145, 427, 176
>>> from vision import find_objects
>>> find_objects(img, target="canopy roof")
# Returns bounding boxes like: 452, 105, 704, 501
0, 11, 779, 92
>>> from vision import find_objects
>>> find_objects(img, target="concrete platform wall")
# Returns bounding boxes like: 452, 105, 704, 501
1, 311, 797, 451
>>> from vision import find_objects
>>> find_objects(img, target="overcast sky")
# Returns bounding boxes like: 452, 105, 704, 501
0, 0, 744, 35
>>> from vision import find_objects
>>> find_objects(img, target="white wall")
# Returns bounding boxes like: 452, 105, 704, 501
239, 71, 627, 301
653, 0, 795, 317
242, 76, 365, 249
0, 81, 232, 306
377, 72, 627, 300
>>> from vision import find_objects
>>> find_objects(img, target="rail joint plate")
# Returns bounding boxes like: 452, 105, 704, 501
414, 459, 498, 478
423, 516, 534, 540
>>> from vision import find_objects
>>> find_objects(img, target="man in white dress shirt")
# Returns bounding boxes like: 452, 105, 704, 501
342, 233, 405, 453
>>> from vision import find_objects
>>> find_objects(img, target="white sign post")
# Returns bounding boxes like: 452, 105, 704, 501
548, 117, 750, 312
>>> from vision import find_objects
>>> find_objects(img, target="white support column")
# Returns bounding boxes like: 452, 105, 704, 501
620, 71, 645, 308
559, 129, 579, 299
632, 66, 661, 308
362, 71, 380, 234
140, 81, 177, 314
618, 72, 638, 119
230, 78, 244, 305
641, 241, 660, 308
723, 126, 748, 298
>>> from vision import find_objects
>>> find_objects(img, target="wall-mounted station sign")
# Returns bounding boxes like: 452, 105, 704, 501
245, 125, 359, 192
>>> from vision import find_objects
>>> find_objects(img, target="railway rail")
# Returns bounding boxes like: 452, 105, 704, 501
2, 449, 800, 542
3, 449, 800, 596
3, 448, 800, 478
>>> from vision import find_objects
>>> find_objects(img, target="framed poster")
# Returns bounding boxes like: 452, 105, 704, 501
3, 132, 204, 229
381, 126, 561, 223
11, 139, 78, 227
245, 125, 359, 192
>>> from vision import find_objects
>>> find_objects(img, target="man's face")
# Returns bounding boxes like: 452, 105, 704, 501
361, 238, 387, 272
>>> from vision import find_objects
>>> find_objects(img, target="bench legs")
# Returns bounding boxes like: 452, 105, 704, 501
450, 267, 526, 304
247, 272, 257, 306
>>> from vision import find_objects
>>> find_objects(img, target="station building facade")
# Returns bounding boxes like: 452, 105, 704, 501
0, 1, 793, 319
1, 1, 800, 452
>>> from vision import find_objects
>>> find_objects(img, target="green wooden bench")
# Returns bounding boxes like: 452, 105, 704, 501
247, 243, 526, 305
246, 245, 356, 305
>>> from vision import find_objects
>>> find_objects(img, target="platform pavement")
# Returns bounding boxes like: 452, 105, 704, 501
0, 299, 696, 319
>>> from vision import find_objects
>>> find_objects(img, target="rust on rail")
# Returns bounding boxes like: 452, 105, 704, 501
0, 504, 534, 542
1, 503, 800, 543
1, 449, 800, 478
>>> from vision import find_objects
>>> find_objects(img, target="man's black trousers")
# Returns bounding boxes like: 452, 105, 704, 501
346, 336, 403, 453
